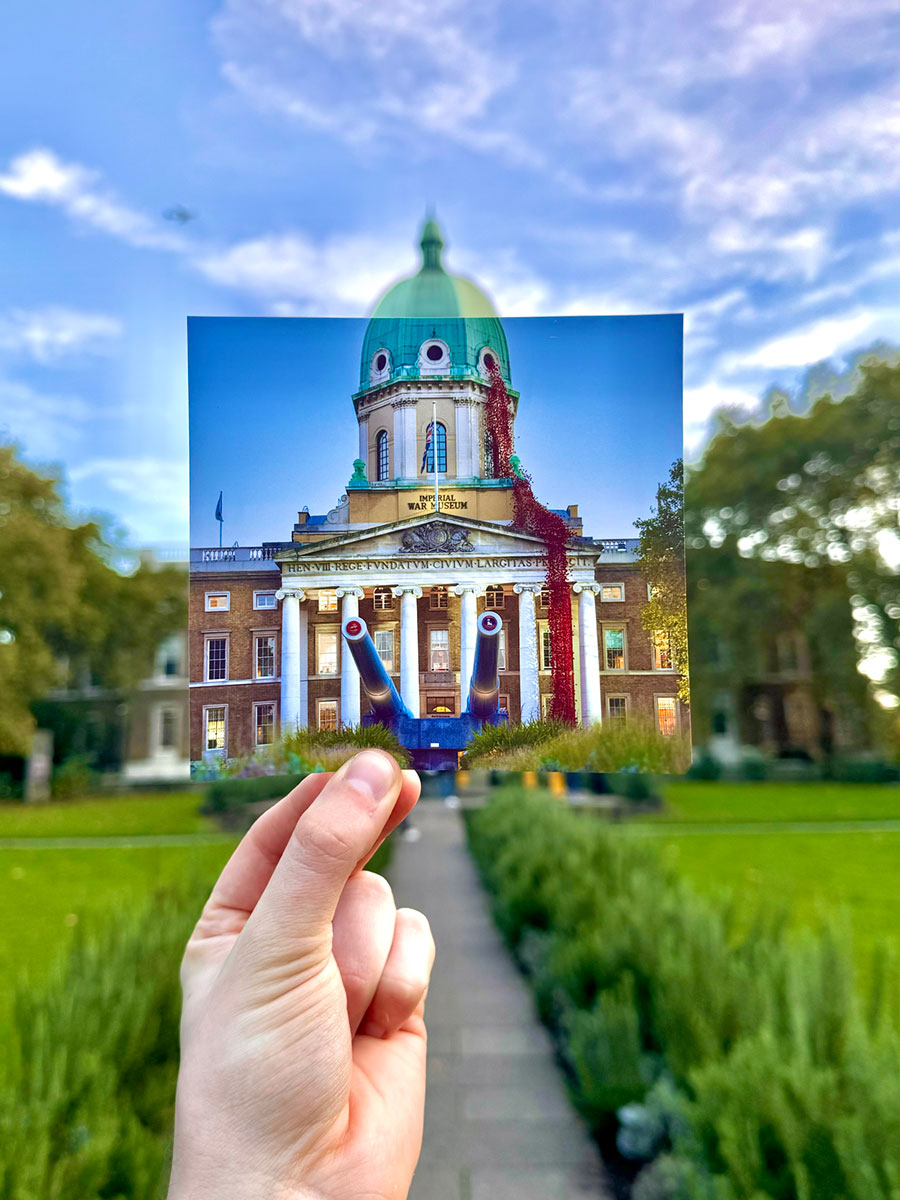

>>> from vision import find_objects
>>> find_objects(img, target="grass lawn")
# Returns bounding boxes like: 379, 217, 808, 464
0, 842, 237, 1005
0, 790, 212, 838
621, 780, 900, 1017
645, 779, 900, 824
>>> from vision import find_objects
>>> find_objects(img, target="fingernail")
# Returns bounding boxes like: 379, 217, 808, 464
342, 751, 395, 805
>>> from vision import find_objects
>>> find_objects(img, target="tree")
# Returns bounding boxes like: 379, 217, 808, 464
635, 459, 690, 702
0, 443, 186, 757
685, 355, 900, 753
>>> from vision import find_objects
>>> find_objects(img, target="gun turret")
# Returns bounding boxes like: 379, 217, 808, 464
342, 617, 411, 721
467, 611, 502, 722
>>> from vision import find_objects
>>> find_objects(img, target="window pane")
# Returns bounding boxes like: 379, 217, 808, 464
206, 638, 227, 681
653, 632, 673, 670
206, 593, 229, 610
426, 695, 454, 715
657, 697, 677, 736
430, 586, 448, 609
430, 628, 450, 671
498, 627, 506, 671
423, 422, 447, 473
255, 592, 276, 609
318, 701, 338, 731
317, 631, 338, 674
318, 591, 338, 612
485, 586, 504, 609
541, 629, 553, 670
255, 703, 275, 746
601, 585, 623, 601
205, 707, 226, 750
256, 635, 276, 679
374, 629, 394, 672
377, 430, 390, 481
373, 587, 393, 610
608, 697, 627, 719
604, 629, 624, 670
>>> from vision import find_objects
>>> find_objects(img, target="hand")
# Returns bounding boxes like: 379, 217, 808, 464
168, 750, 435, 1200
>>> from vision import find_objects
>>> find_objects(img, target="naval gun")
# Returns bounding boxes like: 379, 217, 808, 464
342, 610, 507, 770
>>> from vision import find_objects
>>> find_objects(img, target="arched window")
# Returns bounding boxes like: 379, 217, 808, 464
422, 421, 447, 473
483, 430, 496, 478
376, 429, 390, 481
373, 586, 393, 611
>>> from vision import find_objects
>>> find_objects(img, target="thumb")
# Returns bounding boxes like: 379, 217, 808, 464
240, 750, 403, 956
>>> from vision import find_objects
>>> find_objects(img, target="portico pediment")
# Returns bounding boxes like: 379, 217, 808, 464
274, 514, 599, 585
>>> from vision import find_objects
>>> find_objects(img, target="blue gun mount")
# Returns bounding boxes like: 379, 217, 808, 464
341, 611, 508, 771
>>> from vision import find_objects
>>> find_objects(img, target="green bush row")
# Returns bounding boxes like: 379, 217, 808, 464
465, 789, 899, 1200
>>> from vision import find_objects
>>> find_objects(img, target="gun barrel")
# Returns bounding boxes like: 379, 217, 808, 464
342, 617, 410, 721
467, 611, 502, 722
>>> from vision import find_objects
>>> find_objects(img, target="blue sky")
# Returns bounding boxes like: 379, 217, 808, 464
188, 315, 683, 546
1, 0, 897, 548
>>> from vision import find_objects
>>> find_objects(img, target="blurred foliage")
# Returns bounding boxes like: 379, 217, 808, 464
686, 355, 900, 752
636, 459, 690, 703
0, 443, 186, 757
466, 788, 900, 1200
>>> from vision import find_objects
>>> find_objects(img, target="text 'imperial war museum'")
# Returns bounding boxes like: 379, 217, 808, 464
189, 220, 685, 762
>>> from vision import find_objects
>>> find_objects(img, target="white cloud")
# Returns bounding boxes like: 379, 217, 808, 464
725, 311, 887, 371
193, 231, 418, 313
0, 148, 188, 251
69, 456, 190, 544
0, 376, 95, 460
0, 307, 121, 364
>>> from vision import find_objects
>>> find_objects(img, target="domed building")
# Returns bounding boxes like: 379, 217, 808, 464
188, 220, 686, 762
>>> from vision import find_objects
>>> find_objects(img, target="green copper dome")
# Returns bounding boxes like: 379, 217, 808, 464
358, 219, 511, 392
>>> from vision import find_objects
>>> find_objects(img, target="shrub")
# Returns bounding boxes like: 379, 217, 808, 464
465, 788, 899, 1200
465, 716, 691, 774
462, 719, 566, 764
202, 771, 309, 814
50, 755, 98, 800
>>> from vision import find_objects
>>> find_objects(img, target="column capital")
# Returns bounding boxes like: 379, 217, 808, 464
573, 582, 601, 595
335, 586, 365, 599
275, 587, 306, 601
392, 585, 423, 598
391, 397, 418, 410
513, 583, 542, 595
452, 583, 482, 596
453, 396, 481, 408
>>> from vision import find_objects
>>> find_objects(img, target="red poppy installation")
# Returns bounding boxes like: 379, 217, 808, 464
485, 363, 576, 724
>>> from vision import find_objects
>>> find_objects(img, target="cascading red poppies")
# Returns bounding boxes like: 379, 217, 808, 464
485, 364, 576, 724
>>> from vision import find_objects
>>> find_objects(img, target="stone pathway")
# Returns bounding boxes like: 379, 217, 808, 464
388, 801, 611, 1200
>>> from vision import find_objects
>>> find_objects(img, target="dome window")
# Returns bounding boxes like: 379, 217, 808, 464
479, 346, 500, 381
419, 338, 450, 375
369, 348, 391, 385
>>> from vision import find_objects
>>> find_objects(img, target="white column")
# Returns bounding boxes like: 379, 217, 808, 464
275, 587, 305, 735
455, 400, 478, 477
337, 587, 364, 728
470, 401, 482, 476
298, 601, 309, 728
574, 583, 602, 725
393, 585, 422, 717
392, 399, 418, 481
514, 584, 541, 724
357, 416, 368, 469
453, 584, 480, 710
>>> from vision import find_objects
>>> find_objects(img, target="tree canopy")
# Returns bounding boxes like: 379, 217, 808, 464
636, 459, 689, 702
0, 444, 186, 756
685, 355, 899, 751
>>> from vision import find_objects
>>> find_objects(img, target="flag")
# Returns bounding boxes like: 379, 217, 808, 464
421, 423, 433, 473
215, 491, 223, 523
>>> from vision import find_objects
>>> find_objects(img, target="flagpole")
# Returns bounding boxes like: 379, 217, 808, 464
433, 400, 439, 515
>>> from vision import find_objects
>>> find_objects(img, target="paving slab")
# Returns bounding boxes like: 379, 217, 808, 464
387, 800, 611, 1199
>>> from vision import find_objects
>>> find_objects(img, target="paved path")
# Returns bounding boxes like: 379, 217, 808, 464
388, 801, 611, 1200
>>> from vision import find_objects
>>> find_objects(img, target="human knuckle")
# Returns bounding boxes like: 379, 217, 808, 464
297, 818, 356, 866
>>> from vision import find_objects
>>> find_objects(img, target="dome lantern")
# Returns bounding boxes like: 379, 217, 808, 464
358, 217, 511, 392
